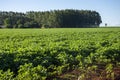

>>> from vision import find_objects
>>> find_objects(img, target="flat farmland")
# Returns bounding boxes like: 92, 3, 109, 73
0, 28, 120, 80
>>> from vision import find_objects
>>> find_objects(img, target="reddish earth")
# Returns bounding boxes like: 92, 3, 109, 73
46, 67, 120, 80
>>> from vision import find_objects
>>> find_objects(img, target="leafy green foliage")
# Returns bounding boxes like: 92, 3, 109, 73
0, 10, 102, 28
0, 69, 14, 80
16, 63, 47, 80
0, 28, 119, 79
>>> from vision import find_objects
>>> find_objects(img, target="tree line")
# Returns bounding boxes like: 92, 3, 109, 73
0, 9, 102, 28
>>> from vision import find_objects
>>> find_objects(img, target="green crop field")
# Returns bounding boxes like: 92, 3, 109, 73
0, 28, 120, 80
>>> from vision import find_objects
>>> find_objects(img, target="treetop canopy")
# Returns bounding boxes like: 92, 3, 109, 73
0, 9, 102, 28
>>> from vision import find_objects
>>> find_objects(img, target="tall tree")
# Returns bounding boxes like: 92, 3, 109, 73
0, 9, 102, 28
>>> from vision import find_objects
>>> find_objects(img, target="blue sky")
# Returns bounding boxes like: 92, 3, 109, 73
0, 0, 120, 26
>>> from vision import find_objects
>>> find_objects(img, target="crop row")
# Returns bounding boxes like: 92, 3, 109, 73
0, 28, 120, 80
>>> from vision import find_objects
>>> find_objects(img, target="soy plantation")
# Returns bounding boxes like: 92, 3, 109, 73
0, 28, 120, 80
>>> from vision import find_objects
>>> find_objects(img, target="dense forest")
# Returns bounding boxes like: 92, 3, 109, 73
0, 9, 102, 28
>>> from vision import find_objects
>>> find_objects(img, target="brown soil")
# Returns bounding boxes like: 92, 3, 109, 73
56, 67, 120, 80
